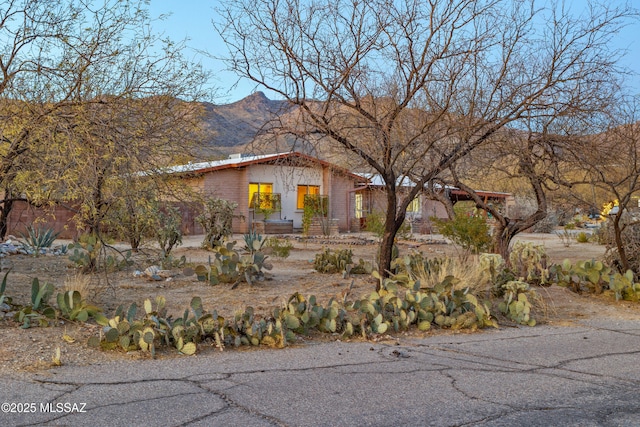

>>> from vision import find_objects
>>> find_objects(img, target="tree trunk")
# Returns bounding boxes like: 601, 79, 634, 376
612, 215, 629, 272
376, 187, 404, 290
0, 198, 13, 240
492, 220, 519, 261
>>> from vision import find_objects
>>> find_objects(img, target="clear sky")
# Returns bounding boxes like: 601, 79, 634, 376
147, 0, 640, 103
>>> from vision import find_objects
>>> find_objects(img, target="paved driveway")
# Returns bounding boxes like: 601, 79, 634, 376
2, 318, 640, 426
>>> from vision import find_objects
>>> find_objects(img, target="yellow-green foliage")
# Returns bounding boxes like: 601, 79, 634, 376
432, 213, 492, 254
265, 237, 293, 259
575, 232, 590, 243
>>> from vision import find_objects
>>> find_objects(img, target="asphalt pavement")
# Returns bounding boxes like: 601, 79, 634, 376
2, 318, 640, 426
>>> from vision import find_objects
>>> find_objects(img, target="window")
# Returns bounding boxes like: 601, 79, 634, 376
355, 194, 364, 219
249, 182, 273, 209
407, 196, 421, 213
297, 185, 320, 209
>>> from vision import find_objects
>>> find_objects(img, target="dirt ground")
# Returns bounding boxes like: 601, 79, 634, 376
1, 231, 639, 374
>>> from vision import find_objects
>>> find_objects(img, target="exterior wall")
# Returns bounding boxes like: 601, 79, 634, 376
246, 164, 323, 230
329, 172, 355, 231
173, 162, 361, 235
202, 168, 248, 233
354, 187, 452, 233
6, 201, 82, 239
421, 199, 449, 220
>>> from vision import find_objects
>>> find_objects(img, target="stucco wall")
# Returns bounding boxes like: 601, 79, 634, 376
246, 164, 323, 230
330, 172, 355, 232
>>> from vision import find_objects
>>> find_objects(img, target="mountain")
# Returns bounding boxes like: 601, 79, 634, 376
200, 92, 291, 152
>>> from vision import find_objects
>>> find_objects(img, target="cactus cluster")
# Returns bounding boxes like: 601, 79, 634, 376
609, 270, 640, 301
1, 272, 107, 328
550, 258, 640, 301
194, 240, 272, 287
498, 281, 537, 326
68, 233, 132, 273
92, 269, 502, 356
509, 241, 549, 284
390, 252, 443, 277
96, 296, 214, 356
313, 247, 371, 276
549, 259, 610, 294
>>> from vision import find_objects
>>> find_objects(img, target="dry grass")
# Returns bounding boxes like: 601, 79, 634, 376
63, 273, 91, 296
413, 256, 491, 294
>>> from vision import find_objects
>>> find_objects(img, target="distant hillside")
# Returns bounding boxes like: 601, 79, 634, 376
200, 92, 290, 150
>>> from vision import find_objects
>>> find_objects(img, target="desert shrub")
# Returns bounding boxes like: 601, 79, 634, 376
415, 257, 487, 293
156, 206, 183, 258
197, 197, 240, 249
302, 194, 329, 235
432, 213, 491, 255
265, 237, 293, 259
104, 193, 159, 251
364, 210, 411, 239
601, 220, 640, 274
556, 229, 574, 247
532, 213, 558, 233
575, 231, 590, 243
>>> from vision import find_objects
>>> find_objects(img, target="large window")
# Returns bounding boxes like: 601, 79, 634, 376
297, 185, 320, 209
407, 196, 421, 213
249, 182, 273, 209
355, 193, 364, 219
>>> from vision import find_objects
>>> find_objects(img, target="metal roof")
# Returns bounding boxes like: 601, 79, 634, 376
163, 151, 367, 181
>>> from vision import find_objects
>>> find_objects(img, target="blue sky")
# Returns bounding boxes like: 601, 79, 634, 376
147, 1, 640, 103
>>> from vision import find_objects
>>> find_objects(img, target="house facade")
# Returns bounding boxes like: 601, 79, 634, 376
169, 152, 368, 234
351, 175, 515, 233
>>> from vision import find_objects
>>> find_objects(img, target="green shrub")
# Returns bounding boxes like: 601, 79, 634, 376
156, 206, 183, 258
432, 213, 491, 254
265, 237, 293, 259
575, 231, 590, 243
364, 210, 411, 239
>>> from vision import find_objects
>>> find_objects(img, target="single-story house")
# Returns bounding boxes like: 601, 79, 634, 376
350, 174, 515, 233
166, 152, 368, 234
1, 153, 513, 239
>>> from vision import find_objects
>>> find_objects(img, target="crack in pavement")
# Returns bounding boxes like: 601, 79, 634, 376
6, 324, 640, 426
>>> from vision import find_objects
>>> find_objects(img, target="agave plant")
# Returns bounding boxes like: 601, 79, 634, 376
19, 225, 60, 256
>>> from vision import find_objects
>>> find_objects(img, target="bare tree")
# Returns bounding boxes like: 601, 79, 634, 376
570, 98, 640, 272
218, 0, 635, 281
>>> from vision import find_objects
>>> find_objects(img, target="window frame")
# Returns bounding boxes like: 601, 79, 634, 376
297, 184, 321, 210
